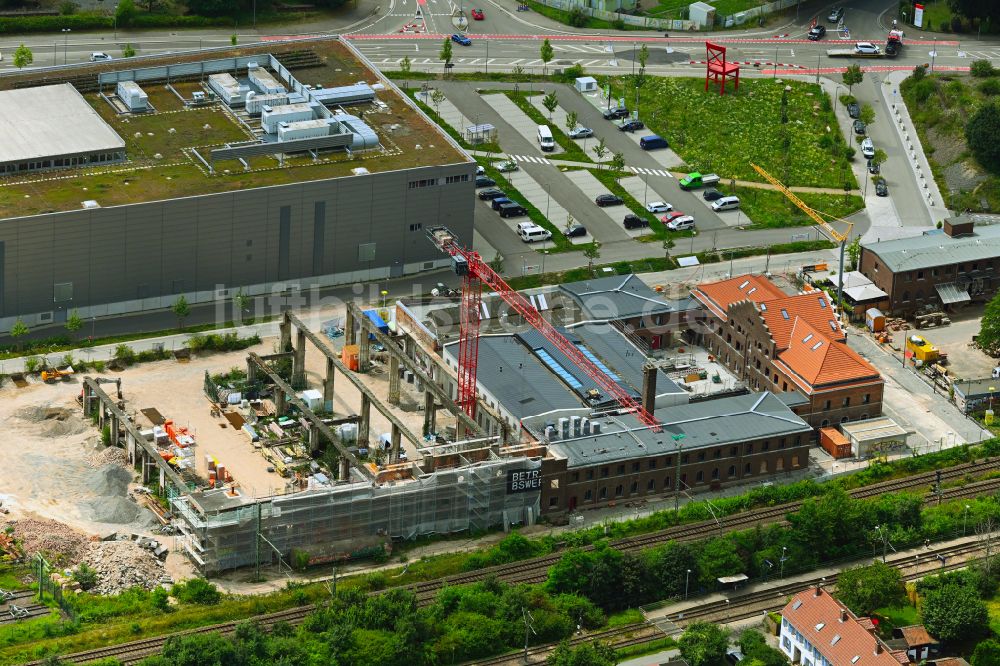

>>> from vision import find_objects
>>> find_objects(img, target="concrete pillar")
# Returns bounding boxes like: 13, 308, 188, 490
279, 313, 291, 352
323, 357, 335, 412
423, 391, 436, 437
247, 357, 258, 385
111, 414, 120, 446
82, 388, 92, 417
358, 394, 371, 449
141, 451, 152, 484
388, 355, 401, 405
292, 329, 306, 387
126, 432, 136, 464
390, 423, 402, 464
338, 456, 350, 482
308, 425, 320, 455
275, 388, 287, 416
403, 335, 414, 359
345, 308, 356, 345
359, 333, 371, 372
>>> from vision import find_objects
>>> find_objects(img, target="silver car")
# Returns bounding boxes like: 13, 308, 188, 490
569, 126, 593, 139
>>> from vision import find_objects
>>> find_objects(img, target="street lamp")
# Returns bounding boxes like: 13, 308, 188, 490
685, 569, 691, 599
62, 28, 71, 65
964, 504, 971, 535
113, 5, 118, 40
779, 546, 788, 579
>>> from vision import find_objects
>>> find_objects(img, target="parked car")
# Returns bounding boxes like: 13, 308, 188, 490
861, 137, 875, 159
470, 8, 484, 19
703, 188, 724, 201
90, 52, 112, 62
664, 214, 695, 231
726, 648, 746, 665
623, 214, 649, 230
596, 193, 624, 207
711, 195, 741, 212
828, 6, 844, 22
867, 159, 880, 175
854, 42, 880, 55
568, 126, 593, 139
847, 102, 861, 119
477, 187, 505, 200
499, 202, 526, 218
475, 175, 496, 188
808, 25, 826, 40
451, 33, 472, 46
619, 119, 645, 132
853, 120, 866, 135
875, 177, 888, 197
518, 224, 551, 242
646, 201, 672, 213
602, 107, 630, 120
496, 160, 518, 172
565, 222, 587, 237
640, 135, 668, 150
491, 197, 513, 211
476, 165, 485, 175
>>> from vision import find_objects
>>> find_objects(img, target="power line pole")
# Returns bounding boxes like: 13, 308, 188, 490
522, 607, 536, 662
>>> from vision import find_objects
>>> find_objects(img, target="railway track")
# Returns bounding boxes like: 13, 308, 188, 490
24, 459, 1000, 665
466, 622, 662, 666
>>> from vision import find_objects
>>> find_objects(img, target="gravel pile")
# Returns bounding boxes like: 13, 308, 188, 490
84, 464, 141, 524
2, 518, 91, 563
84, 541, 167, 595
86, 446, 128, 469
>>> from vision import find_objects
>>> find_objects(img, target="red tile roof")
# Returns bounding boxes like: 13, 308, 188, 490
782, 588, 901, 666
692, 275, 787, 319
760, 291, 845, 350
897, 625, 935, 648
774, 318, 880, 393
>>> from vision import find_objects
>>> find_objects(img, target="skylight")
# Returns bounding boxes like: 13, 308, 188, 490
852, 657, 860, 664
819, 297, 828, 308
803, 334, 814, 343
815, 623, 825, 631
811, 341, 824, 351
747, 287, 757, 295
576, 344, 621, 382
792, 600, 803, 610
535, 348, 583, 390
781, 309, 790, 320
831, 635, 841, 645
829, 320, 839, 331
739, 280, 750, 289
760, 304, 767, 311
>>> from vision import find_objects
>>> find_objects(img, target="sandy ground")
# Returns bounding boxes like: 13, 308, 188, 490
888, 306, 998, 380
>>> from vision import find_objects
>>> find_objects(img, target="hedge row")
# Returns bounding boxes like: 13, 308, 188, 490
0, 12, 230, 34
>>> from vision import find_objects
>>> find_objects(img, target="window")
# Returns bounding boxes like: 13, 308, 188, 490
445, 174, 469, 184
584, 489, 593, 501
408, 223, 423, 231
696, 470, 704, 482
682, 454, 689, 464
648, 458, 658, 470
746, 443, 754, 454
664, 476, 672, 489
728, 465, 736, 477
571, 472, 579, 482
713, 449, 721, 459
631, 462, 640, 472
824, 400, 832, 411
615, 484, 624, 497
665, 456, 673, 467
600, 467, 609, 478
863, 393, 871, 404
780, 438, 786, 449
550, 479, 559, 490
599, 487, 608, 500
647, 478, 656, 491
711, 468, 719, 480
821, 419, 830, 428
783, 382, 788, 391
917, 271, 924, 279
586, 470, 594, 480
730, 446, 738, 456
763, 440, 770, 451
630, 481, 638, 494
745, 462, 752, 474
408, 178, 438, 188
549, 497, 559, 507
698, 451, 706, 462
902, 291, 910, 302
843, 397, 850, 407
616, 464, 625, 475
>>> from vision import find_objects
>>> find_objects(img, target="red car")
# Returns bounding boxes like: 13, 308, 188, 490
471, 8, 484, 19
661, 211, 686, 225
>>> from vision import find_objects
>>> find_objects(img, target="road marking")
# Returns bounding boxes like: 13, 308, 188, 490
630, 166, 671, 177
508, 154, 551, 165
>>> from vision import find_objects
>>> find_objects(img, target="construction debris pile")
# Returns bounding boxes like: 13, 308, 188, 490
83, 541, 169, 595
85, 445, 128, 469
2, 518, 91, 564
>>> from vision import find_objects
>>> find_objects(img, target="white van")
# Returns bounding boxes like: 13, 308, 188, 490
90, 52, 112, 62
537, 125, 555, 152
518, 224, 552, 243
711, 196, 741, 212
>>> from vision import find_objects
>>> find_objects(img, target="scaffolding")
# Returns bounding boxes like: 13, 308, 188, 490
174, 454, 540, 573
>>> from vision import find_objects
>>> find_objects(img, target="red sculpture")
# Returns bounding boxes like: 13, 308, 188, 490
705, 42, 740, 96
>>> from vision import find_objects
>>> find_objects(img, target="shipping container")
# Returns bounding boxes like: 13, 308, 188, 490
865, 308, 885, 333
819, 427, 852, 459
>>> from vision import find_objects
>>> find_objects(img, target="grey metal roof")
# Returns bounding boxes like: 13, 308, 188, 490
863, 225, 1000, 272
935, 282, 971, 305
559, 274, 673, 320
775, 390, 810, 408
568, 323, 685, 398
0, 83, 126, 164
544, 392, 812, 467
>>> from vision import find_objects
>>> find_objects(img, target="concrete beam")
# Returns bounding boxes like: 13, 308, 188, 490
388, 355, 401, 406
359, 394, 371, 451
246, 352, 376, 482
345, 308, 356, 345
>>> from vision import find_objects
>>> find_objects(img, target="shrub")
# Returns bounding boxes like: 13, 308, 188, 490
912, 78, 936, 104
972, 60, 997, 78
24, 357, 41, 373
150, 587, 170, 612
567, 5, 588, 27
559, 63, 585, 82
612, 17, 625, 29
113, 344, 136, 366
171, 578, 221, 605
291, 549, 310, 572
59, 0, 78, 14
73, 564, 98, 591
980, 79, 1000, 96
92, 360, 106, 373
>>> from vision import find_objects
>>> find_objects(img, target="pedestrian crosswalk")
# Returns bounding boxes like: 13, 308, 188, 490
630, 166, 673, 178
507, 154, 552, 165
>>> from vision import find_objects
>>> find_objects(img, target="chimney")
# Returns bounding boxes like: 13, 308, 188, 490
875, 642, 883, 655
840, 609, 847, 623
943, 217, 975, 238
814, 586, 822, 597
641, 362, 657, 414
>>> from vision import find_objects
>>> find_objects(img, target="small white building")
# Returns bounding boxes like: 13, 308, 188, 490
574, 76, 598, 93
688, 1, 716, 28
117, 81, 148, 112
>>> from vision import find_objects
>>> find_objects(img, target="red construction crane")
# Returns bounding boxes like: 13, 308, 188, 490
428, 226, 660, 429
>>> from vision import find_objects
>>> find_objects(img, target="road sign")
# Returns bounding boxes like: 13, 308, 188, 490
914, 3, 924, 28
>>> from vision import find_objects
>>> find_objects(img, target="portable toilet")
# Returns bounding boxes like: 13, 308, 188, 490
341, 344, 359, 371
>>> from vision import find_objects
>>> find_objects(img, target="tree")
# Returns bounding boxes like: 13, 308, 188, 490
608, 152, 625, 184
870, 148, 888, 172
540, 38, 554, 75
400, 55, 412, 89
695, 537, 744, 588
172, 295, 191, 330
836, 561, 905, 616
232, 289, 250, 323
859, 104, 875, 126
679, 621, 729, 666
73, 563, 98, 591
846, 236, 862, 270
565, 110, 578, 135
947, 0, 1000, 22
542, 91, 559, 120
583, 242, 601, 274
230, 33, 238, 46
974, 639, 1000, 666
546, 640, 616, 666
440, 37, 453, 74
488, 252, 504, 274
13, 44, 32, 70
10, 319, 28, 351
592, 137, 608, 167
739, 629, 788, 666
65, 310, 83, 339
115, 0, 137, 25
430, 88, 446, 115
843, 64, 864, 94
644, 541, 695, 598
967, 101, 1000, 174
971, 59, 997, 78
978, 290, 1000, 355
567, 5, 588, 27
662, 237, 675, 260
121, 43, 136, 58
921, 583, 989, 643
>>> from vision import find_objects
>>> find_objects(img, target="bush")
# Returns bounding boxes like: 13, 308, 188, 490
980, 79, 1000, 96
113, 344, 137, 366
187, 332, 260, 353
150, 586, 170, 612
171, 578, 221, 605
92, 360, 106, 373
291, 549, 310, 572
24, 357, 41, 373
73, 564, 98, 590
59, 0, 78, 14
972, 60, 997, 78
966, 102, 1000, 174
559, 63, 585, 82
612, 17, 625, 29
567, 6, 588, 27
951, 16, 964, 33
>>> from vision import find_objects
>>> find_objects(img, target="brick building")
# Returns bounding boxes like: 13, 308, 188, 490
691, 275, 884, 429
859, 216, 1000, 316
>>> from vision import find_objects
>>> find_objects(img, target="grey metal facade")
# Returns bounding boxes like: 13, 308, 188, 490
0, 162, 475, 330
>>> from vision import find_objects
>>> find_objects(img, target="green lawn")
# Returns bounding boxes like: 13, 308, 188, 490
645, 0, 756, 18
617, 77, 857, 189
736, 188, 865, 229
875, 603, 920, 634
919, 1, 953, 32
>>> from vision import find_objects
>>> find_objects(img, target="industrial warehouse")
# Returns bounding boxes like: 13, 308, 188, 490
0, 37, 474, 333
66, 255, 905, 574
